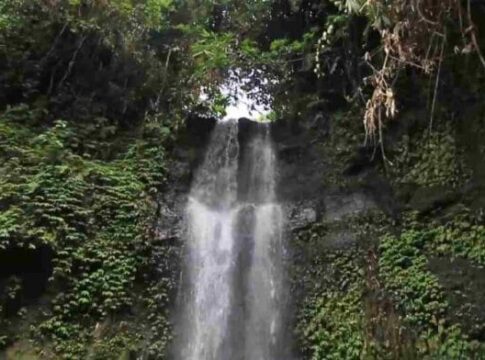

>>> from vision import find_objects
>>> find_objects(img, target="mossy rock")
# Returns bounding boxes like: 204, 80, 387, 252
408, 185, 459, 213
428, 256, 485, 341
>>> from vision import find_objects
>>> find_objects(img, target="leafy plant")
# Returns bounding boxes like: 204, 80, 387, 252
378, 230, 482, 357
0, 104, 170, 357
296, 251, 366, 360
389, 122, 471, 188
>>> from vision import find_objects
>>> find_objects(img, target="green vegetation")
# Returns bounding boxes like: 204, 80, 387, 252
0, 102, 171, 358
378, 231, 480, 358
296, 251, 366, 360
0, 0, 315, 357
389, 122, 471, 188
0, 0, 182, 357
1, 0, 485, 358
295, 212, 485, 359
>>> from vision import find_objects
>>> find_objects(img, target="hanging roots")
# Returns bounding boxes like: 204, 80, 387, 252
356, 0, 484, 140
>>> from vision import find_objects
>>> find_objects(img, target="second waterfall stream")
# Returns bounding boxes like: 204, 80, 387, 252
174, 119, 290, 360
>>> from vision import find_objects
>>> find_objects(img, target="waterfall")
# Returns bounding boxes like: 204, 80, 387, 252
241, 129, 285, 360
174, 119, 289, 360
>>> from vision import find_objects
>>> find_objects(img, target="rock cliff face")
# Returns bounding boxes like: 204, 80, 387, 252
277, 102, 485, 357
166, 113, 393, 241
150, 116, 218, 308
160, 101, 485, 357
271, 113, 395, 245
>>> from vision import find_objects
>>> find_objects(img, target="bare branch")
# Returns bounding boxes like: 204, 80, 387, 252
58, 36, 86, 90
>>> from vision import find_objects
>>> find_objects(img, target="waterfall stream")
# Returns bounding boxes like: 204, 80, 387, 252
175, 119, 288, 360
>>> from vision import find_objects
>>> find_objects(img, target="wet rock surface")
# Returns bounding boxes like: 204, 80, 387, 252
429, 257, 485, 340
160, 112, 485, 357
272, 114, 393, 236
322, 191, 377, 222
287, 202, 319, 231
155, 116, 218, 243
322, 229, 358, 250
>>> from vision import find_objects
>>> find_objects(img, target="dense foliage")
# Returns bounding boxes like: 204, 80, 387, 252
0, 1, 183, 358
0, 0, 312, 357
1, 0, 485, 359
292, 90, 485, 359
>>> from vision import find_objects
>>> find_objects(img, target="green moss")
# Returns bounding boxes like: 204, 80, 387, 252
379, 231, 447, 328
0, 104, 172, 358
296, 251, 366, 360
320, 109, 364, 187
294, 207, 485, 359
389, 122, 471, 188
428, 214, 485, 265
378, 230, 484, 358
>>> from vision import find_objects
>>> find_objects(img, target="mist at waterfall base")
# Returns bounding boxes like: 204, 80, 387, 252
172, 118, 290, 359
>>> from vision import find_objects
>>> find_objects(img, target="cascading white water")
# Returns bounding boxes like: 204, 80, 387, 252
242, 130, 285, 360
181, 121, 240, 360
174, 119, 288, 360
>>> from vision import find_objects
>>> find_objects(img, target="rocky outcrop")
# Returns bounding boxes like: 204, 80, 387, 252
158, 103, 485, 357
270, 112, 395, 237
161, 113, 395, 248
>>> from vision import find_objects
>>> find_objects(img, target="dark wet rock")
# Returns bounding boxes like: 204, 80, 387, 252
323, 229, 358, 250
155, 199, 184, 243
272, 111, 395, 257
287, 201, 320, 231
183, 115, 217, 148
428, 256, 485, 341
272, 119, 327, 202
408, 186, 459, 213
342, 145, 376, 176
394, 182, 418, 205
168, 158, 192, 192
155, 116, 220, 244
175, 115, 217, 176
0, 246, 53, 316
154, 159, 190, 246
362, 173, 400, 218
238, 117, 264, 147
323, 191, 377, 222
